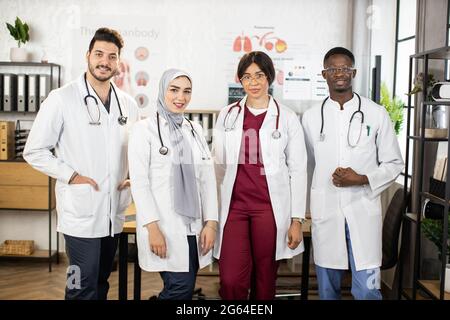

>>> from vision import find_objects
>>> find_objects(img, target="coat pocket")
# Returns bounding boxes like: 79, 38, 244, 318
64, 184, 94, 218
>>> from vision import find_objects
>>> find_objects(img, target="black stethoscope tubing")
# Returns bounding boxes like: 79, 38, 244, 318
224, 97, 281, 139
83, 73, 127, 126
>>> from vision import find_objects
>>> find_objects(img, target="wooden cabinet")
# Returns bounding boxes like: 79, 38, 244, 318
0, 160, 58, 271
0, 161, 55, 209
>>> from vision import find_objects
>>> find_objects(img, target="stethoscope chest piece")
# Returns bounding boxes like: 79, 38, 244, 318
118, 116, 128, 126
272, 130, 281, 139
319, 133, 325, 142
159, 146, 169, 155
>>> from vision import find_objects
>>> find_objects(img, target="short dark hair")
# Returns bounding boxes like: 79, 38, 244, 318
88, 27, 124, 55
237, 51, 275, 85
323, 47, 355, 66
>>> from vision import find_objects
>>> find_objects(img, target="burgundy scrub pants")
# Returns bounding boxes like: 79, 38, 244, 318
219, 209, 279, 300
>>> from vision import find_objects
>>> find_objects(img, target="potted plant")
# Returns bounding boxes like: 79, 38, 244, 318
422, 214, 450, 264
380, 82, 404, 135
6, 17, 30, 62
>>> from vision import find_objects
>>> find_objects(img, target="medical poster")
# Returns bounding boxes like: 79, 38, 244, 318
312, 72, 329, 100
71, 15, 167, 118
282, 60, 312, 100
218, 23, 325, 102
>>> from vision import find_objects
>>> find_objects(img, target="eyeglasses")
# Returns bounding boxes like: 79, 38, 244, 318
323, 67, 355, 75
240, 72, 267, 85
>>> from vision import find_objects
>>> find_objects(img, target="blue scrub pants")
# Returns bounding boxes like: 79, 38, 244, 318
158, 235, 199, 300
315, 223, 382, 300
64, 233, 119, 300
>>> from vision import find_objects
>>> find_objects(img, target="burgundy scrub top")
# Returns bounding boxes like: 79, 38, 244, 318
229, 106, 273, 211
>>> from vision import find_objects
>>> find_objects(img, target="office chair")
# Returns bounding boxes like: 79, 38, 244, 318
380, 188, 410, 299
381, 188, 408, 270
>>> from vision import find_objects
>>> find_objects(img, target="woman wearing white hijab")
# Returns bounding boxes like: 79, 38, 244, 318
128, 69, 218, 299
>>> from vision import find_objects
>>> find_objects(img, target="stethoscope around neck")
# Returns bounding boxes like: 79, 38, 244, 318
224, 97, 281, 139
319, 92, 364, 148
156, 112, 210, 160
83, 73, 128, 126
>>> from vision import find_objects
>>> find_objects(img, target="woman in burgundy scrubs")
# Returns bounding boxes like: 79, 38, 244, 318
213, 51, 308, 300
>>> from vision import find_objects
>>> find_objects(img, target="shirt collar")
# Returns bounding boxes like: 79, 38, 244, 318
241, 94, 278, 116
327, 93, 358, 111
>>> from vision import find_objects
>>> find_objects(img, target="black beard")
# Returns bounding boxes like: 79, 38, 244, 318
88, 63, 114, 82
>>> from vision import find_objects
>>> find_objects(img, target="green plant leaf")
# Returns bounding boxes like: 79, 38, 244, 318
11, 17, 29, 46
18, 23, 27, 44
422, 215, 450, 260
6, 22, 19, 41
24, 23, 29, 42
380, 82, 404, 135
14, 17, 22, 30
6, 17, 29, 46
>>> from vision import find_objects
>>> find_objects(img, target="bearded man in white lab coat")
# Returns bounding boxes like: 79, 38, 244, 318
302, 47, 404, 300
24, 28, 139, 300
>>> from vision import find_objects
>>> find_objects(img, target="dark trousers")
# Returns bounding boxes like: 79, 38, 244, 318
64, 233, 119, 300
219, 209, 279, 300
158, 235, 199, 300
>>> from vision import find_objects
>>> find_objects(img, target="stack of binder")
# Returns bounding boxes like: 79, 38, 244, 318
2, 74, 18, 111
17, 74, 28, 112
0, 73, 51, 112
0, 121, 15, 160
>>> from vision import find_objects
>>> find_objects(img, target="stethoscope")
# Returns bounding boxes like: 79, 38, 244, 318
223, 97, 281, 139
156, 112, 211, 160
319, 92, 364, 148
83, 73, 128, 126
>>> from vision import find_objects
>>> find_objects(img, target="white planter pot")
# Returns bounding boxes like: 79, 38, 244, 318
10, 47, 28, 62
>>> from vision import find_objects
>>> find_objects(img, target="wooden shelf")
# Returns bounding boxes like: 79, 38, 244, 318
0, 250, 57, 261
0, 61, 60, 67
408, 135, 448, 142
422, 101, 450, 106
411, 46, 450, 59
417, 280, 450, 300
421, 191, 450, 206
401, 288, 431, 300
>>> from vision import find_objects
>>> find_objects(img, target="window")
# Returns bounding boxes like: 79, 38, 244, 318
393, 0, 417, 184
446, 0, 450, 79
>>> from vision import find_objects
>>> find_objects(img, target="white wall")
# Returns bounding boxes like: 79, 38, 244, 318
1, 0, 352, 114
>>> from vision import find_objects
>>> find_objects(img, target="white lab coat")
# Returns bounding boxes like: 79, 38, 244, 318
128, 114, 218, 272
302, 94, 404, 271
213, 95, 307, 261
23, 74, 139, 238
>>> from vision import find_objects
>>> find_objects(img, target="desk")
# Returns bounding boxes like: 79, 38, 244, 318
118, 203, 140, 300
118, 207, 312, 300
